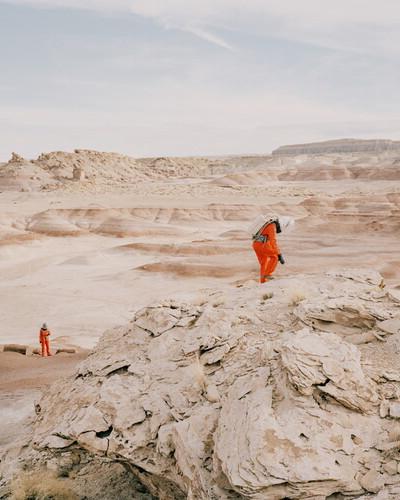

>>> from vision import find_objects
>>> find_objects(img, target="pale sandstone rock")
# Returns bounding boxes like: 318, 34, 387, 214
9, 152, 26, 163
41, 434, 75, 449
378, 317, 400, 335
389, 402, 400, 419
380, 401, 390, 418
383, 460, 398, 475
280, 328, 379, 413
388, 288, 400, 304
359, 470, 385, 493
72, 165, 85, 181
295, 298, 378, 334
326, 268, 385, 286
3, 270, 400, 499
135, 306, 181, 336
204, 383, 220, 403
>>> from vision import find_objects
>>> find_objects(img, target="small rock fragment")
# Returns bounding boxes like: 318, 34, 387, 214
382, 460, 398, 475
205, 384, 220, 403
389, 402, 400, 419
359, 470, 385, 493
377, 317, 400, 335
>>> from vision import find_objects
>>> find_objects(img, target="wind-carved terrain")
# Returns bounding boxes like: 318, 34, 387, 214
0, 141, 399, 498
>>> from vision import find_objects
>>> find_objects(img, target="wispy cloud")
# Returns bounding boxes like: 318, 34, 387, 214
3, 0, 400, 55
1, 0, 399, 159
181, 26, 233, 50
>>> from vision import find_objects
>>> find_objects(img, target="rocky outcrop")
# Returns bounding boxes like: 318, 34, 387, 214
2, 270, 400, 499
72, 165, 85, 181
33, 150, 222, 186
1, 146, 400, 192
0, 149, 230, 192
0, 156, 59, 192
272, 138, 400, 156
8, 152, 26, 163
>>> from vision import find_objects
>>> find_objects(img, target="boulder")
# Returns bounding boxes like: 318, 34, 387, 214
9, 152, 26, 163
3, 270, 400, 499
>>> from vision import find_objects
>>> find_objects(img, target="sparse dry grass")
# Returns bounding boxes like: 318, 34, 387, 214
289, 289, 307, 306
10, 470, 78, 500
192, 293, 209, 307
212, 298, 225, 308
262, 292, 273, 301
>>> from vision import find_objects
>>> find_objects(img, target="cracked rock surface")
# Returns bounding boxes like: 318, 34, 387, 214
2, 269, 400, 499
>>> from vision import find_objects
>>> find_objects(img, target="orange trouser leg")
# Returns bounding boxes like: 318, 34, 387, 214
253, 242, 278, 283
265, 255, 279, 277
253, 241, 267, 282
259, 255, 278, 282
259, 254, 269, 283
41, 340, 51, 356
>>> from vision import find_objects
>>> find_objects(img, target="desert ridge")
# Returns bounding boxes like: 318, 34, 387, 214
0, 141, 399, 498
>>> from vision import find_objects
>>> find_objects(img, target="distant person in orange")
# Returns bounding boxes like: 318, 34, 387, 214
39, 323, 52, 357
251, 216, 293, 283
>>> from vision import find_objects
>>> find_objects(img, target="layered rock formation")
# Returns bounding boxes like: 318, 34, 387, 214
2, 142, 400, 192
0, 150, 225, 192
272, 138, 400, 156
2, 270, 400, 499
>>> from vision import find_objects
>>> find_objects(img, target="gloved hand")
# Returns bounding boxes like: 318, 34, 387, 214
278, 254, 285, 264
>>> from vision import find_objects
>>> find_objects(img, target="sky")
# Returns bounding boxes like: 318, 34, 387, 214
1, 0, 400, 160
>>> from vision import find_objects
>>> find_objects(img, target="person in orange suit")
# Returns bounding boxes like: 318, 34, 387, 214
252, 217, 285, 283
39, 323, 52, 357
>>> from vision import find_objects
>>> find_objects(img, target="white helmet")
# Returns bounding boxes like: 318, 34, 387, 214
278, 216, 295, 232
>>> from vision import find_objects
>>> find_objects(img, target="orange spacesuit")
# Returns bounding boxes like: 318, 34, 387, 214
39, 323, 52, 357
252, 220, 282, 283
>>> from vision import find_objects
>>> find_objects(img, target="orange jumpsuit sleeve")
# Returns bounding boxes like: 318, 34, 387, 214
261, 223, 280, 255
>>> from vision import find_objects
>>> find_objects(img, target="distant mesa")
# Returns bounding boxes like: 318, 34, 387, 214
272, 138, 400, 156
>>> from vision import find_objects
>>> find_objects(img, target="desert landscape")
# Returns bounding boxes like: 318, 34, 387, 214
1, 139, 400, 499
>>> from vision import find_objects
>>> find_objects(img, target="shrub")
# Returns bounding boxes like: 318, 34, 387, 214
289, 290, 306, 306
10, 470, 78, 500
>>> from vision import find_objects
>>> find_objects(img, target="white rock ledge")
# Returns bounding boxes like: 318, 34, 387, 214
3, 269, 400, 499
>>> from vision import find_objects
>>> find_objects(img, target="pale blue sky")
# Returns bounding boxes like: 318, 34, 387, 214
1, 0, 400, 160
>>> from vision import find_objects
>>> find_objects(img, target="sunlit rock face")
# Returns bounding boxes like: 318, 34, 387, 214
7, 270, 400, 499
